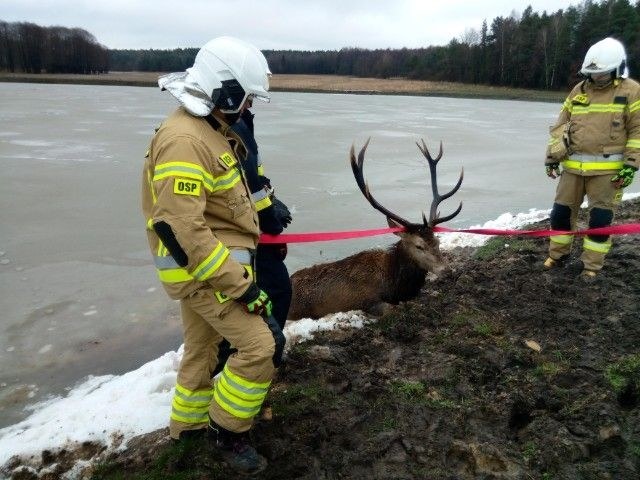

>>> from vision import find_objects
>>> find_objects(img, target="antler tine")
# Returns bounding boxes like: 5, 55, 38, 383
350, 139, 413, 227
416, 138, 443, 164
416, 139, 464, 227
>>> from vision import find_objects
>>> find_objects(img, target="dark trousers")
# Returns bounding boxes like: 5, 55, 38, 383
213, 244, 292, 377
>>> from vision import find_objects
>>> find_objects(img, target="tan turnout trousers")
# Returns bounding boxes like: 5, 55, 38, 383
171, 287, 276, 438
548, 171, 623, 271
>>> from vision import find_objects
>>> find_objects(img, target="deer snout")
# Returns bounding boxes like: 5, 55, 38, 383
429, 261, 446, 276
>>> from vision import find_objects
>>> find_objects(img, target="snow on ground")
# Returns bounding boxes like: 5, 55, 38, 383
1, 194, 639, 466
0, 312, 371, 466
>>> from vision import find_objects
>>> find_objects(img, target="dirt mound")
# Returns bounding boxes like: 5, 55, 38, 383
4, 199, 640, 480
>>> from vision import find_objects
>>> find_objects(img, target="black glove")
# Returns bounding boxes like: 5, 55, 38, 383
236, 283, 272, 317
272, 197, 292, 227
264, 314, 286, 367
545, 162, 560, 179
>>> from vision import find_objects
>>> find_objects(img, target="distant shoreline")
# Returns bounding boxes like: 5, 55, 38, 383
0, 72, 566, 103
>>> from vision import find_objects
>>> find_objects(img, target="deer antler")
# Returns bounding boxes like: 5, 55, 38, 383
350, 138, 413, 227
416, 139, 463, 227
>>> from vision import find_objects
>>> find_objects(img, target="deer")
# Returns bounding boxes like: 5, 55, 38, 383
287, 138, 463, 320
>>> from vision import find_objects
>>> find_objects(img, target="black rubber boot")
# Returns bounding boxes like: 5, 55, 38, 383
208, 420, 267, 476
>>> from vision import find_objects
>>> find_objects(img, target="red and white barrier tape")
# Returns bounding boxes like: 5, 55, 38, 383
259, 223, 640, 244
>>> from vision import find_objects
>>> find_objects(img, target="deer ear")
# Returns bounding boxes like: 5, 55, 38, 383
387, 217, 405, 237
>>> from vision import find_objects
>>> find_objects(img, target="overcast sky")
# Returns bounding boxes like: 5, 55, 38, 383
3, 0, 581, 50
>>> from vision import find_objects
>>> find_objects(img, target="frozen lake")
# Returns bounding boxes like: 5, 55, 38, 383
1, 82, 637, 427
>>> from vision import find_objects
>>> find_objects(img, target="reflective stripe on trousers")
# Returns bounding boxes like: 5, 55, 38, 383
170, 383, 214, 424
213, 363, 271, 419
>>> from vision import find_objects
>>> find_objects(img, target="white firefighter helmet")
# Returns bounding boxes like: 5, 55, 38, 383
159, 36, 271, 116
580, 37, 629, 79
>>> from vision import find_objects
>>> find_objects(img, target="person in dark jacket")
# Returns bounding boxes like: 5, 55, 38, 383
213, 101, 292, 377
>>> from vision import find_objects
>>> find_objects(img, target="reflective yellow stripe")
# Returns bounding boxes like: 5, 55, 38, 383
583, 237, 611, 254
254, 196, 272, 212
213, 389, 261, 419
158, 268, 193, 283
571, 103, 626, 115
146, 218, 154, 230
192, 243, 229, 281
562, 98, 572, 112
153, 161, 215, 192
153, 164, 242, 194
170, 383, 213, 424
629, 99, 640, 113
257, 164, 265, 176
562, 160, 624, 171
627, 139, 640, 149
222, 364, 271, 390
170, 410, 208, 424
220, 367, 270, 400
548, 138, 560, 146
211, 168, 241, 192
147, 168, 157, 204
175, 383, 214, 406
212, 365, 271, 419
550, 234, 573, 245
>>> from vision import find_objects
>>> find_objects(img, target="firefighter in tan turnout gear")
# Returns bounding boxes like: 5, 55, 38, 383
544, 37, 640, 279
141, 37, 285, 475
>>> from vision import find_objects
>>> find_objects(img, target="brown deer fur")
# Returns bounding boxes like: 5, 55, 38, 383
288, 229, 443, 320
286, 139, 462, 320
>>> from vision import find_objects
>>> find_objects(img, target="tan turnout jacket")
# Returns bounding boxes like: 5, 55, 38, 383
142, 107, 259, 300
546, 77, 640, 175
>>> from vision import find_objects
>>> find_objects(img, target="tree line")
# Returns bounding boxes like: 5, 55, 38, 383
261, 0, 639, 90
2, 0, 639, 90
0, 21, 109, 74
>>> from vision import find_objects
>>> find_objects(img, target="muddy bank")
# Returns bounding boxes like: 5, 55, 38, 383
3, 199, 640, 479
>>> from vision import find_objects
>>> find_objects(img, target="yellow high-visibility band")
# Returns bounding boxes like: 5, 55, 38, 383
212, 365, 270, 418
254, 196, 272, 212
550, 234, 574, 246
192, 243, 229, 281
562, 160, 624, 171
174, 384, 214, 407
222, 364, 271, 391
583, 237, 611, 254
216, 381, 265, 409
219, 367, 270, 401
153, 161, 215, 192
626, 139, 640, 149
213, 389, 262, 419
147, 169, 157, 204
157, 268, 193, 283
170, 407, 209, 424
211, 168, 241, 192
629, 99, 640, 113
571, 103, 625, 115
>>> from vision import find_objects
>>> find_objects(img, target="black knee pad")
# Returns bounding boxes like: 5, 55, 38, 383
550, 203, 572, 230
588, 207, 613, 243
211, 339, 236, 378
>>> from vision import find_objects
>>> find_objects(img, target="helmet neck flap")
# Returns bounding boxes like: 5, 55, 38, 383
159, 36, 271, 117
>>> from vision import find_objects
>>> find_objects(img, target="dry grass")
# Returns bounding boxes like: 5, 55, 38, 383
0, 71, 565, 102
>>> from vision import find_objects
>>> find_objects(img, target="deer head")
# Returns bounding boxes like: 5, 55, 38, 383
349, 138, 463, 274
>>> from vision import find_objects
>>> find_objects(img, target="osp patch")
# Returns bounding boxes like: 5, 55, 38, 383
173, 178, 201, 196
